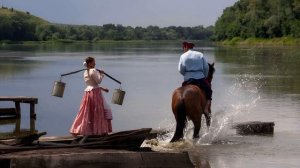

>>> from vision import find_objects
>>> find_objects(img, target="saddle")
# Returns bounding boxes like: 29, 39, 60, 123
182, 78, 212, 100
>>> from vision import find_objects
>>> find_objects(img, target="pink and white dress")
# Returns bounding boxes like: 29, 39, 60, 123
70, 68, 112, 136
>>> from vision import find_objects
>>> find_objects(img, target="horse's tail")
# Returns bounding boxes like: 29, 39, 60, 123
171, 99, 186, 142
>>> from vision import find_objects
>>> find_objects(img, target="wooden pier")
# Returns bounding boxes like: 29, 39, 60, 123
0, 97, 195, 168
0, 96, 38, 119
0, 96, 38, 142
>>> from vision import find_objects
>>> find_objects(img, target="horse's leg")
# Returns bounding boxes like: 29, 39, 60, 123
192, 107, 202, 138
171, 99, 186, 142
193, 117, 201, 139
204, 105, 211, 128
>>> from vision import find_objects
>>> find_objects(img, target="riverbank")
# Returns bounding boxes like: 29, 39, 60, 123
0, 39, 183, 45
220, 37, 300, 46
2, 38, 300, 47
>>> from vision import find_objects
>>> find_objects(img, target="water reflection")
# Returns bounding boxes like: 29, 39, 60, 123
0, 42, 182, 54
0, 117, 36, 140
214, 46, 300, 94
0, 57, 46, 78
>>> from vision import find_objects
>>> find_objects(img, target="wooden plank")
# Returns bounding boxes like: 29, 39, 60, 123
0, 129, 38, 140
40, 128, 152, 147
39, 136, 76, 143
0, 108, 16, 116
0, 96, 38, 104
0, 118, 18, 125
0, 132, 46, 146
0, 128, 152, 154
29, 103, 36, 119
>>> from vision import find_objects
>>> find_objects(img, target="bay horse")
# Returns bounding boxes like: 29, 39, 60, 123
170, 63, 215, 142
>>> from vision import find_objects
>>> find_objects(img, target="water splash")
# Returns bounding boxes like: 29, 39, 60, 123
198, 73, 263, 144
144, 73, 264, 150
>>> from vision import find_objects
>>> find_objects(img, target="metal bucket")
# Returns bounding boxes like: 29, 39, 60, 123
112, 88, 125, 105
51, 81, 66, 98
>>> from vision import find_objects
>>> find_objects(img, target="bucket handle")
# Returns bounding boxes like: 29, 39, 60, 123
97, 69, 122, 85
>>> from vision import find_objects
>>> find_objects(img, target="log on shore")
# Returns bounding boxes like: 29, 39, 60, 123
232, 121, 275, 135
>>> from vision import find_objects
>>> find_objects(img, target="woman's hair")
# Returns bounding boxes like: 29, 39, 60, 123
83, 57, 94, 67
84, 57, 95, 76
85, 57, 94, 65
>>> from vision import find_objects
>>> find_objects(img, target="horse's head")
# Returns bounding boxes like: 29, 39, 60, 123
206, 62, 215, 84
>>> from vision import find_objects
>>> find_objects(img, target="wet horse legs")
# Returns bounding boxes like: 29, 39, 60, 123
204, 111, 211, 127
193, 120, 201, 139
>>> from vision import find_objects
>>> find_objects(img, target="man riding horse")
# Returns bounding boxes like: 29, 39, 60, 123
178, 41, 212, 116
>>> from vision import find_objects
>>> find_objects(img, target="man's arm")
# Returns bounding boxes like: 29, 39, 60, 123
178, 56, 185, 75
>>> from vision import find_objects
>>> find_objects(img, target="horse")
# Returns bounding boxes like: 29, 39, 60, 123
170, 63, 215, 142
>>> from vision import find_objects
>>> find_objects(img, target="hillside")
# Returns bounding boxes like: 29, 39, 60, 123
0, 7, 49, 25
0, 7, 49, 41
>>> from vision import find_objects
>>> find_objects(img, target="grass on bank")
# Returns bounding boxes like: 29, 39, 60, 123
0, 7, 49, 25
2, 37, 300, 46
221, 37, 300, 46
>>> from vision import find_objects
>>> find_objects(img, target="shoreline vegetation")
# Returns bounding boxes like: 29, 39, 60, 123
1, 0, 300, 47
220, 37, 300, 46
0, 40, 188, 45
0, 7, 213, 44
1, 38, 300, 47
214, 0, 300, 46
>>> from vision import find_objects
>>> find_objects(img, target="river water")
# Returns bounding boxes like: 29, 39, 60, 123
0, 42, 299, 168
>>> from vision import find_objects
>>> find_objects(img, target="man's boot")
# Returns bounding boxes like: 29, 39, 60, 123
204, 100, 211, 115
204, 99, 211, 127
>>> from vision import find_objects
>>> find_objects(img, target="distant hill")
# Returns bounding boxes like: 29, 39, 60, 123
0, 7, 49, 25
0, 7, 49, 41
214, 0, 300, 41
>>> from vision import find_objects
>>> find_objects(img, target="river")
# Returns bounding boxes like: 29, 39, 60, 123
0, 42, 300, 168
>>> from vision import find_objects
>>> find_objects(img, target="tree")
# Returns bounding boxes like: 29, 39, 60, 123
214, 0, 300, 40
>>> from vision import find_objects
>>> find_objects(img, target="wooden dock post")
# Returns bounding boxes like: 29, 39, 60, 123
15, 102, 21, 117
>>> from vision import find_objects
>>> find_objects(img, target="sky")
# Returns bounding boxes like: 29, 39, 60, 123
1, 0, 238, 27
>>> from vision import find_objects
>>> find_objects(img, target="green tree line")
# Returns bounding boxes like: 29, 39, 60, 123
0, 7, 213, 42
214, 0, 300, 40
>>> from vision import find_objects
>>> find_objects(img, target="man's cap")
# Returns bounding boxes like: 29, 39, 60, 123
182, 41, 194, 49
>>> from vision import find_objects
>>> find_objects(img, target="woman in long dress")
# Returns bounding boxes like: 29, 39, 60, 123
70, 57, 112, 136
